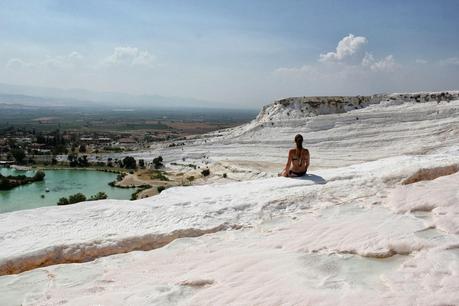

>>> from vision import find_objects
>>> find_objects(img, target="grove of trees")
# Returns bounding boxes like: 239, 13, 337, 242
57, 191, 108, 205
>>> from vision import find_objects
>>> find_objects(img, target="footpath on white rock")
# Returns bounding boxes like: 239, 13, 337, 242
1, 92, 459, 306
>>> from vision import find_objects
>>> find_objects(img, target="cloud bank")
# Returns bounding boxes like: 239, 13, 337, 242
275, 34, 398, 79
362, 53, 397, 72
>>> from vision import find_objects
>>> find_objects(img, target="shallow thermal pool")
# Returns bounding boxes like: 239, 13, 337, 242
0, 168, 133, 213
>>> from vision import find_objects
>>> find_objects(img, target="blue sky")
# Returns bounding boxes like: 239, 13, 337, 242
1, 0, 458, 107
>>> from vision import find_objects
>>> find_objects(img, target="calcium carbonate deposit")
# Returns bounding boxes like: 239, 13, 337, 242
1, 92, 459, 306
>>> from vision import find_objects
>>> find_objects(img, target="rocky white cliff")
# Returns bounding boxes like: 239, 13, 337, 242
148, 91, 459, 172
254, 91, 459, 122
1, 91, 459, 306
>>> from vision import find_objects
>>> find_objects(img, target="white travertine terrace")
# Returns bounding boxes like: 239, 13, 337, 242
1, 91, 459, 306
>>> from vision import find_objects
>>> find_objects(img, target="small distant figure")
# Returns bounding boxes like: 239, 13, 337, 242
279, 134, 310, 177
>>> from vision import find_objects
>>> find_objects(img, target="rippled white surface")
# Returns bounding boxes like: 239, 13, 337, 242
1, 94, 459, 305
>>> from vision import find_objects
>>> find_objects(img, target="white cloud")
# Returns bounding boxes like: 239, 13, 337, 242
103, 47, 155, 67
6, 52, 84, 70
319, 34, 367, 62
439, 57, 459, 66
68, 51, 83, 61
6, 58, 32, 69
274, 37, 400, 105
362, 53, 397, 72
274, 65, 315, 75
415, 58, 428, 64
317, 34, 396, 72
41, 51, 84, 69
275, 49, 397, 80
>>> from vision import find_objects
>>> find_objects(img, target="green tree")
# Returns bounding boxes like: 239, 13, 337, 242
89, 192, 108, 201
77, 155, 89, 167
33, 170, 45, 181
7, 138, 16, 147
11, 148, 26, 164
52, 144, 68, 155
67, 153, 77, 167
139, 159, 145, 168
36, 135, 46, 144
57, 197, 69, 205
152, 156, 163, 169
68, 193, 87, 204
122, 156, 137, 169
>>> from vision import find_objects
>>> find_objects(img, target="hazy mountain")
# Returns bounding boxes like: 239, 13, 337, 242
0, 83, 218, 109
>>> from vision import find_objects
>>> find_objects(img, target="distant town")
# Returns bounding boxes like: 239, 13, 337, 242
0, 105, 256, 168
1, 127, 163, 166
0, 105, 256, 203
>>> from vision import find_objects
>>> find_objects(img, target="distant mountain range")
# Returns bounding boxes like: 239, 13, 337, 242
0, 83, 219, 109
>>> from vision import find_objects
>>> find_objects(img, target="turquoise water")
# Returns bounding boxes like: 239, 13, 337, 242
0, 168, 134, 213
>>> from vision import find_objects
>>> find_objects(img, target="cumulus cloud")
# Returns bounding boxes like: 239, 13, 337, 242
274, 35, 397, 78
319, 34, 367, 62
6, 58, 32, 69
103, 47, 155, 67
6, 52, 84, 70
439, 57, 459, 66
362, 53, 397, 72
41, 51, 84, 69
68, 51, 83, 61
274, 65, 315, 75
415, 59, 428, 64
